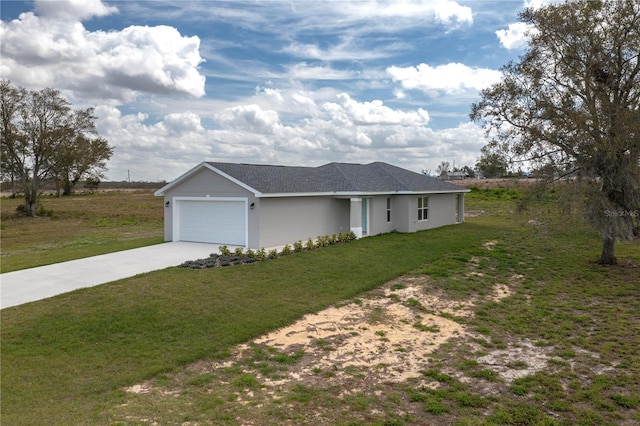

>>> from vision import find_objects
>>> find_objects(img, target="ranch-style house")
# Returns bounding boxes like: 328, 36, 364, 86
154, 161, 470, 249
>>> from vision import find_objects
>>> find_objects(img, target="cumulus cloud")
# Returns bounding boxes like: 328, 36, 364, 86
495, 0, 563, 50
0, 0, 205, 101
35, 0, 118, 21
216, 105, 283, 134
95, 88, 485, 181
387, 63, 502, 95
495, 22, 534, 50
324, 93, 430, 126
162, 112, 205, 136
433, 0, 473, 25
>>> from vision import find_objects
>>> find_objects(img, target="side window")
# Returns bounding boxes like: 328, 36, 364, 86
418, 196, 429, 221
386, 197, 391, 222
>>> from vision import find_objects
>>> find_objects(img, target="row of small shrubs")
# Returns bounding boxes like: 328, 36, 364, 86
179, 231, 357, 269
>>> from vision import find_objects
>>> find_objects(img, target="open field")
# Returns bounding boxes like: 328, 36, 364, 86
0, 191, 164, 272
1, 188, 639, 425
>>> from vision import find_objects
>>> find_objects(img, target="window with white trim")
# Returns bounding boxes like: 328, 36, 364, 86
386, 197, 391, 222
418, 196, 429, 221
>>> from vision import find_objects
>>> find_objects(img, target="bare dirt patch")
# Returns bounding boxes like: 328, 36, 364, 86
125, 270, 526, 403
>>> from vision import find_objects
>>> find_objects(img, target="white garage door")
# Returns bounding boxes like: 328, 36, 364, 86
177, 199, 246, 245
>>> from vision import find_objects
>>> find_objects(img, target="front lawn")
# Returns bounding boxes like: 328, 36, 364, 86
2, 188, 639, 425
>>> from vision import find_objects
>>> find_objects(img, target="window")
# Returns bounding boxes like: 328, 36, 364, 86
418, 196, 429, 221
386, 197, 391, 222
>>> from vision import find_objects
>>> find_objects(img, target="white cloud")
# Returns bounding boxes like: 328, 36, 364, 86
35, 0, 117, 21
495, 0, 563, 50
94, 89, 488, 181
387, 63, 502, 95
496, 22, 535, 50
524, 0, 563, 8
216, 105, 282, 134
433, 0, 473, 25
162, 112, 205, 136
285, 63, 358, 81
0, 1, 205, 102
339, 0, 472, 25
324, 93, 430, 126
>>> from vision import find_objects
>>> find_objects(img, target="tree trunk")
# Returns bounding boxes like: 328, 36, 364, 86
24, 193, 38, 217
63, 179, 74, 196
598, 237, 617, 265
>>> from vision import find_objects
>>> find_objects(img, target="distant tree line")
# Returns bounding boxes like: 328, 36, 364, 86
1, 80, 113, 216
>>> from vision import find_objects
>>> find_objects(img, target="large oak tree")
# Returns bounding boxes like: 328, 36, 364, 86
0, 80, 113, 215
470, 0, 640, 265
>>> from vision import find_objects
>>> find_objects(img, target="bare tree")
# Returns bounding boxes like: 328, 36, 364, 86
470, 0, 640, 265
0, 81, 113, 215
436, 161, 450, 178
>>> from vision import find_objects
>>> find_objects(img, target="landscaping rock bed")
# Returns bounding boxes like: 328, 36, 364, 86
179, 232, 357, 269
179, 254, 258, 269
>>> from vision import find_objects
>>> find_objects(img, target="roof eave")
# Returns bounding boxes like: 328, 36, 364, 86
258, 188, 470, 198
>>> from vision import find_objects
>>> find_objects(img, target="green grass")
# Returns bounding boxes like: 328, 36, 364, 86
0, 191, 163, 272
2, 187, 640, 425
1, 220, 502, 424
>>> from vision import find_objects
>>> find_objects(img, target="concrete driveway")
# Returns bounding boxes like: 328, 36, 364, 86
0, 242, 223, 310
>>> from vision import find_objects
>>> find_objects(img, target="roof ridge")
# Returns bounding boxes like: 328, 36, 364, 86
317, 162, 357, 191
369, 162, 408, 189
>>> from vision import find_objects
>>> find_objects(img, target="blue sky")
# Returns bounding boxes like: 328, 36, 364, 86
1, 0, 548, 181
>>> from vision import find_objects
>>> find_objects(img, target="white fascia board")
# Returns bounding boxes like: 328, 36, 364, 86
202, 163, 263, 197
258, 191, 336, 198
333, 189, 471, 197
259, 188, 470, 198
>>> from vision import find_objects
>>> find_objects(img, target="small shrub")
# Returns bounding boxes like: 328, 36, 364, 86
219, 245, 231, 256
268, 249, 279, 259
234, 247, 244, 257
306, 239, 315, 250
245, 248, 255, 259
293, 240, 303, 253
256, 248, 267, 261
281, 244, 292, 256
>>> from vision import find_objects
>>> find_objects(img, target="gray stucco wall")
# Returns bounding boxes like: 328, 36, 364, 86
398, 193, 459, 233
257, 196, 350, 248
367, 196, 396, 236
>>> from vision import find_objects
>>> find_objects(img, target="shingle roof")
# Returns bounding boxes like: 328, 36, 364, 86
206, 161, 467, 195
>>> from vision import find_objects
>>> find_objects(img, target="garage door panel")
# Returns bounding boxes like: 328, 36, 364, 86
177, 200, 246, 245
